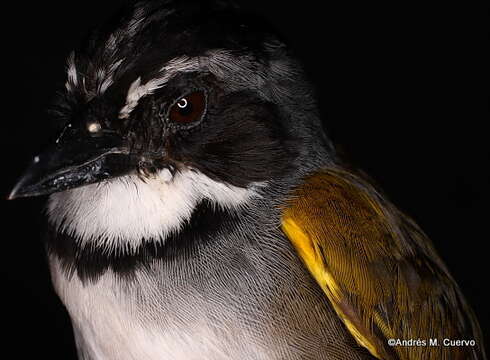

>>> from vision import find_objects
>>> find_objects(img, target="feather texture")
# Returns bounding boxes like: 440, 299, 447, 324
282, 168, 485, 360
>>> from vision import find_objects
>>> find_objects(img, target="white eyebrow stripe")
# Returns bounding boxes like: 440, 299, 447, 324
98, 58, 124, 94
65, 51, 78, 92
66, 47, 270, 115
65, 53, 125, 98
118, 49, 263, 119
64, 4, 148, 97
119, 55, 201, 119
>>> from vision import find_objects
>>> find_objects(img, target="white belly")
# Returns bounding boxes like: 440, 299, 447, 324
49, 257, 265, 360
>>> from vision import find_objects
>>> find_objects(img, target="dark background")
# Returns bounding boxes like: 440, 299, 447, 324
1, 1, 487, 358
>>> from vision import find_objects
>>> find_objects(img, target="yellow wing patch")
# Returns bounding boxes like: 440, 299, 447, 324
281, 168, 483, 360
282, 216, 381, 359
282, 217, 341, 303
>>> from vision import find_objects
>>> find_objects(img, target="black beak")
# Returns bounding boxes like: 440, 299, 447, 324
8, 130, 138, 200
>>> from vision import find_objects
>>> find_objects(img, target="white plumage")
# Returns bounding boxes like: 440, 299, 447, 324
47, 168, 262, 253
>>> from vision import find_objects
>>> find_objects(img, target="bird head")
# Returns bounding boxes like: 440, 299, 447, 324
9, 0, 332, 250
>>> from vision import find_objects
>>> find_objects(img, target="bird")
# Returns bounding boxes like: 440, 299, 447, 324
9, 0, 486, 359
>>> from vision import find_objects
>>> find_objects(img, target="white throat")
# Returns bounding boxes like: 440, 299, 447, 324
47, 168, 261, 253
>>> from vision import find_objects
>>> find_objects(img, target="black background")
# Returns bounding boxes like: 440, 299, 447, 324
1, 1, 487, 358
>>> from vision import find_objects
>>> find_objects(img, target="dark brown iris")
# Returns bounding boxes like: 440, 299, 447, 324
169, 91, 206, 124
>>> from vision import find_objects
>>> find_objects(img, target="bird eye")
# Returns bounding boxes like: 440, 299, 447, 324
169, 91, 206, 124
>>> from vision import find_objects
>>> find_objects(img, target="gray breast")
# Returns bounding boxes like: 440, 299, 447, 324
48, 213, 373, 360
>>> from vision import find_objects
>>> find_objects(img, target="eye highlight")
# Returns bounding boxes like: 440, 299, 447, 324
169, 91, 206, 124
